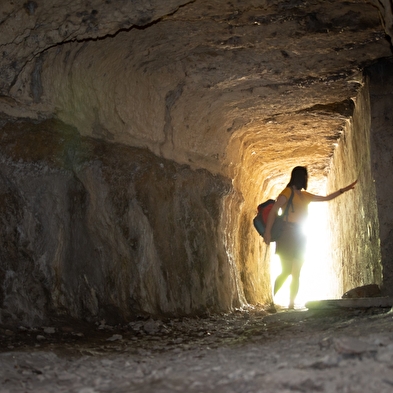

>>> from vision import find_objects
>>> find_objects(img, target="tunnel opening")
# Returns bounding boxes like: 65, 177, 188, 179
226, 59, 393, 310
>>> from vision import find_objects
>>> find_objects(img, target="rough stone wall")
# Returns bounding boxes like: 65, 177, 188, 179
0, 118, 242, 326
367, 58, 393, 296
369, 0, 393, 43
327, 72, 382, 297
3, 0, 391, 178
0, 0, 191, 94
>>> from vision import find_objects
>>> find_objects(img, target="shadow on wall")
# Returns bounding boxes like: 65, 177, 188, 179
367, 57, 393, 296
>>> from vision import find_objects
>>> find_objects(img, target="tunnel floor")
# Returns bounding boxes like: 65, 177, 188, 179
1, 306, 393, 392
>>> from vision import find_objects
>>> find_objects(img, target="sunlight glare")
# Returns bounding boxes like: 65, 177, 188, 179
270, 202, 332, 307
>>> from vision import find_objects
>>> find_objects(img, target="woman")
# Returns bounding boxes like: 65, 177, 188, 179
264, 166, 357, 309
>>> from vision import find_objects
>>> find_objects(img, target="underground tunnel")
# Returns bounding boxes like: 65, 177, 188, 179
2, 1, 393, 392
0, 0, 393, 327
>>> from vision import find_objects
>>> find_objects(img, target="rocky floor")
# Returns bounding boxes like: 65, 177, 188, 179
1, 305, 393, 393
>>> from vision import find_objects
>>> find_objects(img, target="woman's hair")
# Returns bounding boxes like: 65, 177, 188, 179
287, 166, 308, 190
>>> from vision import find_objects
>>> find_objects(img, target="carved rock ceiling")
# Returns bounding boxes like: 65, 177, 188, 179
0, 0, 392, 190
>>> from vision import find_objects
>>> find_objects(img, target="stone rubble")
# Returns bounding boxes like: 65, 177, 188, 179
1, 306, 393, 392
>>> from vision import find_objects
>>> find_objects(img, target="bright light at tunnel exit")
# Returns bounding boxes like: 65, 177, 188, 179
270, 202, 332, 307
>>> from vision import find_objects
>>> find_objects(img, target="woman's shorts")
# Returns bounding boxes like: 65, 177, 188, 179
275, 221, 306, 261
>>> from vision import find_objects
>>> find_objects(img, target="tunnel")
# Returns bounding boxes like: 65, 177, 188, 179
0, 0, 393, 327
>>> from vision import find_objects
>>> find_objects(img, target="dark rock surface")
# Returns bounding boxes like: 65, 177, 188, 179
1, 306, 393, 392
0, 118, 238, 325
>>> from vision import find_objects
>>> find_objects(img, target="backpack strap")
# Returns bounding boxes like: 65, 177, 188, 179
282, 187, 295, 221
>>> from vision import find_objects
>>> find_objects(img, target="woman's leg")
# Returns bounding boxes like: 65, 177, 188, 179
274, 258, 292, 296
289, 259, 303, 307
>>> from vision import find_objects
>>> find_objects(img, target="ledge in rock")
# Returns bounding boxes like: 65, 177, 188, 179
305, 297, 393, 309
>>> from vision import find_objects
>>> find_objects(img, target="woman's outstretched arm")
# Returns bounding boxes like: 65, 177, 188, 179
309, 179, 357, 202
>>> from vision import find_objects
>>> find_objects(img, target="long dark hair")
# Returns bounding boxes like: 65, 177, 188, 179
287, 166, 308, 190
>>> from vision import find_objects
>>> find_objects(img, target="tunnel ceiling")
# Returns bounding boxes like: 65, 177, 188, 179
0, 0, 392, 187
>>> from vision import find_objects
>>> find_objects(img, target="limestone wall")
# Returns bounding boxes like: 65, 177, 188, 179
326, 73, 382, 297
0, 118, 243, 325
0, 0, 190, 94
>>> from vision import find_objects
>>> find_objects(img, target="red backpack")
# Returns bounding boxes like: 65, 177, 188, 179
253, 189, 294, 241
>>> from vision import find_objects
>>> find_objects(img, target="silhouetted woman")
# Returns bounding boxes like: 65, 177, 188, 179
264, 166, 357, 309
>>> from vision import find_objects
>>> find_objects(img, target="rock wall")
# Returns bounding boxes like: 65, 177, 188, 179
326, 67, 382, 296
0, 0, 191, 94
4, 0, 391, 178
0, 118, 243, 326
367, 58, 393, 296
